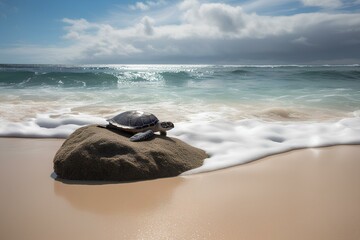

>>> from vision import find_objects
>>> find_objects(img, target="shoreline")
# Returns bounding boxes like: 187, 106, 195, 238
0, 138, 360, 240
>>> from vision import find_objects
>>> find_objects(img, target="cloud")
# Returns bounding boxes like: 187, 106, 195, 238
1, 0, 360, 64
138, 16, 155, 35
129, 0, 167, 11
60, 18, 143, 62
130, 2, 150, 11
184, 2, 245, 33
301, 0, 343, 8
241, 0, 295, 13
292, 36, 314, 46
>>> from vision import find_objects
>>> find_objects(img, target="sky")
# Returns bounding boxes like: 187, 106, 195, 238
1, 0, 360, 64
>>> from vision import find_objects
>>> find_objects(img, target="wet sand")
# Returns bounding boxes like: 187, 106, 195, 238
0, 138, 359, 240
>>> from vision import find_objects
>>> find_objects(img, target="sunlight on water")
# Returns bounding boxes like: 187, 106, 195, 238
1, 64, 359, 173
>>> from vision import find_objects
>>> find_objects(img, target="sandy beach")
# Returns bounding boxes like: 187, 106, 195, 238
0, 138, 359, 240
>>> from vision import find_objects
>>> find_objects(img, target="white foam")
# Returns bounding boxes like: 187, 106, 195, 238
168, 117, 360, 174
1, 112, 359, 175
0, 113, 107, 138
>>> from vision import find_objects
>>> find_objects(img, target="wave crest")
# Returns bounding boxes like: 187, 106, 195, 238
0, 71, 119, 88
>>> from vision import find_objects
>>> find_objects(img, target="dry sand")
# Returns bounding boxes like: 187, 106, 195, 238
0, 138, 359, 240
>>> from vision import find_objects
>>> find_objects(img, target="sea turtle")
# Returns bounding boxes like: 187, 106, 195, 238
106, 110, 174, 142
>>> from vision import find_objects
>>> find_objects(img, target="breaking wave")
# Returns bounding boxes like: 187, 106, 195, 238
1, 64, 360, 174
0, 71, 118, 88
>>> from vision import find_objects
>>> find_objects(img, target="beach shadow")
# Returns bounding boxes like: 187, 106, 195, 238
53, 174, 183, 216
51, 124, 184, 216
51, 172, 122, 185
51, 171, 176, 185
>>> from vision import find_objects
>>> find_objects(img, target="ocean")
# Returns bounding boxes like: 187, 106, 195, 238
1, 64, 360, 174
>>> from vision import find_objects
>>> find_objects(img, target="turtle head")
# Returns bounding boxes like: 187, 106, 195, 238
158, 121, 174, 132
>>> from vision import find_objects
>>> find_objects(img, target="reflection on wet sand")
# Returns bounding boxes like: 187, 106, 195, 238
53, 177, 183, 216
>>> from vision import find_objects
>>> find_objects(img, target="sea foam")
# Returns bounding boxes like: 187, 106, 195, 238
0, 113, 106, 138
1, 64, 360, 174
1, 113, 359, 174
170, 117, 360, 174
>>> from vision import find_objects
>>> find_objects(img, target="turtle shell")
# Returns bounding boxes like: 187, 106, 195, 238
107, 110, 159, 131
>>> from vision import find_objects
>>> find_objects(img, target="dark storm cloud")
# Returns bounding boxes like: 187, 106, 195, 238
1, 0, 360, 64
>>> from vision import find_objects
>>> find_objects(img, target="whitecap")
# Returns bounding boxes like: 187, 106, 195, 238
168, 117, 360, 174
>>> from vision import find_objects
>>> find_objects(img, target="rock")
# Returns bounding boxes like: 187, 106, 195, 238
53, 125, 207, 181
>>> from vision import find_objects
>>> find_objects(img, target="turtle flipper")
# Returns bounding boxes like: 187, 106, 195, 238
130, 130, 154, 142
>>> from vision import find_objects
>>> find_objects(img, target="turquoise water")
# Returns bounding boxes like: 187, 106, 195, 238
1, 64, 359, 119
1, 64, 360, 173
